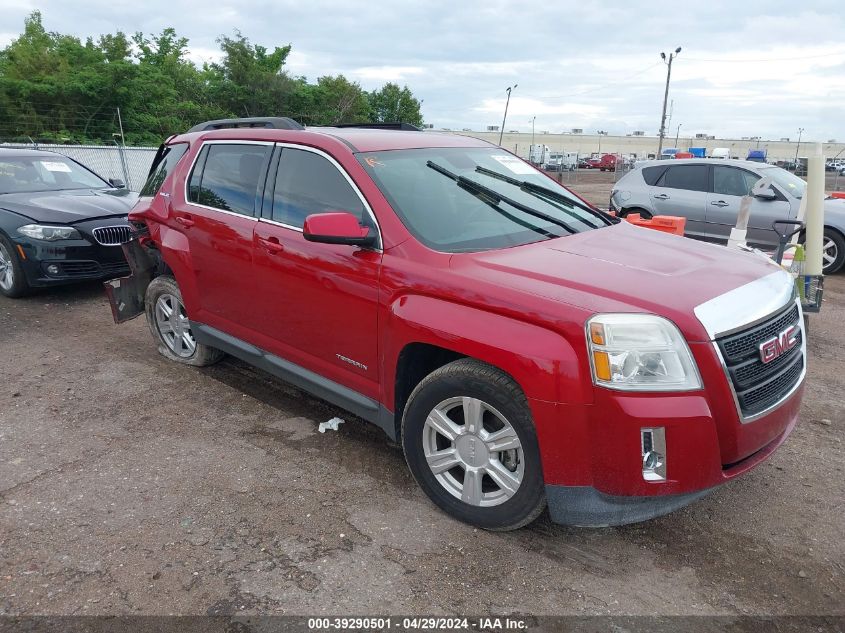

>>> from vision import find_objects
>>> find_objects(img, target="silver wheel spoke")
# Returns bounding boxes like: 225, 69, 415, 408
425, 448, 461, 474
426, 409, 461, 441
462, 397, 483, 434
484, 460, 520, 497
461, 468, 484, 505
484, 426, 521, 452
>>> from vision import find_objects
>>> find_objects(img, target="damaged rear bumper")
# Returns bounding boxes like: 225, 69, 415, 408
103, 238, 155, 323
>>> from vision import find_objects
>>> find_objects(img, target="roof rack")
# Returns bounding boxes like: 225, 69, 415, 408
334, 122, 422, 132
187, 117, 304, 133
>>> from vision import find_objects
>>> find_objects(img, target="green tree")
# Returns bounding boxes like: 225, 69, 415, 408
368, 82, 424, 127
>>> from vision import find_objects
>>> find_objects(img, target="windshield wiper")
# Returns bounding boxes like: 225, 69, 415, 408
426, 161, 577, 235
474, 166, 614, 226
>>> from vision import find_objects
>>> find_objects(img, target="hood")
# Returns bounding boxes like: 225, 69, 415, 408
0, 188, 138, 224
451, 222, 787, 342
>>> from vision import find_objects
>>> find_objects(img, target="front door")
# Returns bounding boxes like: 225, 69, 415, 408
251, 145, 382, 400
704, 165, 793, 247
648, 164, 709, 239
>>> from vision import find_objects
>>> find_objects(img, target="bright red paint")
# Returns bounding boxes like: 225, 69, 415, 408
128, 126, 802, 503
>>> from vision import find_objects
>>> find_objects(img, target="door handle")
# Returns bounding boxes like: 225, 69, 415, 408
258, 236, 284, 254
175, 215, 194, 228
653, 194, 670, 200
710, 201, 730, 207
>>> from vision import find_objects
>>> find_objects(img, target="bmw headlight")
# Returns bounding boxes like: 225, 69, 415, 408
587, 314, 702, 391
17, 224, 81, 241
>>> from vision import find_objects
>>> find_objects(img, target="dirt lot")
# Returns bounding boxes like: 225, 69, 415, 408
0, 176, 843, 620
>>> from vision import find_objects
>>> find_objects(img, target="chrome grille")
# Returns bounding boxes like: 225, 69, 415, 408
716, 302, 804, 419
92, 225, 132, 246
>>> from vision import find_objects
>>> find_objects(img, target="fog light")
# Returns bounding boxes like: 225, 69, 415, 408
641, 427, 667, 482
46, 264, 60, 275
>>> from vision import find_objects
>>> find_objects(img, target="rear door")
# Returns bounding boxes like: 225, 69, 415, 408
178, 141, 272, 334
648, 164, 709, 239
704, 165, 792, 247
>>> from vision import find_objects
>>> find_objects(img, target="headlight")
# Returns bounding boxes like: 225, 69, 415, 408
587, 314, 702, 391
17, 224, 81, 241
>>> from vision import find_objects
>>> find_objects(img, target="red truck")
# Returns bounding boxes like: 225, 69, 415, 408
107, 118, 805, 530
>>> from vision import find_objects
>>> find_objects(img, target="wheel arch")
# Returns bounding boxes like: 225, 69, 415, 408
385, 294, 590, 439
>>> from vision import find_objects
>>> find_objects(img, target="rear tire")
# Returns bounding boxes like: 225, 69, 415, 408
0, 234, 31, 299
401, 359, 546, 531
145, 275, 224, 366
822, 228, 845, 274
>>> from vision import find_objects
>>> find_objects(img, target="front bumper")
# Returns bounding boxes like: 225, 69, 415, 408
13, 221, 130, 287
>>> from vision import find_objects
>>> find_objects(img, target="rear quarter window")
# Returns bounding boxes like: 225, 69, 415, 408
140, 143, 188, 196
641, 165, 667, 186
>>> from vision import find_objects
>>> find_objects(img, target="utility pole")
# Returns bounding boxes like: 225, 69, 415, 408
530, 116, 536, 146
674, 123, 682, 149
499, 85, 517, 146
657, 47, 682, 157
794, 127, 804, 172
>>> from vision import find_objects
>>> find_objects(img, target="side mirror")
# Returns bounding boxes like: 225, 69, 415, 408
751, 177, 776, 201
302, 212, 377, 248
108, 178, 126, 189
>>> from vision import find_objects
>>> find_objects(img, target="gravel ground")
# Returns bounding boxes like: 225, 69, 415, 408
0, 178, 843, 618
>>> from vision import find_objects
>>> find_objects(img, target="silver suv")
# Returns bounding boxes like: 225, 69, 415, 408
610, 158, 845, 273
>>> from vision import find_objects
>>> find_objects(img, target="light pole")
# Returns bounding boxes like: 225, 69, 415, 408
674, 123, 682, 149
530, 116, 536, 146
794, 127, 804, 172
499, 84, 517, 146
596, 130, 607, 155
657, 47, 682, 157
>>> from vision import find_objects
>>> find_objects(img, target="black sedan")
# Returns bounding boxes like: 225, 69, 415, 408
0, 148, 137, 298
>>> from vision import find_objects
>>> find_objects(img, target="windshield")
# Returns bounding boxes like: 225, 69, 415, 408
759, 166, 806, 200
0, 155, 109, 194
357, 147, 612, 252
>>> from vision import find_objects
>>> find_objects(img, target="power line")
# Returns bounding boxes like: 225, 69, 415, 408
520, 62, 662, 101
684, 50, 845, 62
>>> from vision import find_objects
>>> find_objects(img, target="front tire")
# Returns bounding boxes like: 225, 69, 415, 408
401, 359, 546, 531
145, 275, 223, 366
0, 234, 31, 298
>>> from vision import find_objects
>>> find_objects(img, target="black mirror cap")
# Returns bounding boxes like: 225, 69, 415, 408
302, 232, 378, 248
108, 178, 126, 189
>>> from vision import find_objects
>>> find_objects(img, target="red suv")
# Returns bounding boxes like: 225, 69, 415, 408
107, 117, 805, 530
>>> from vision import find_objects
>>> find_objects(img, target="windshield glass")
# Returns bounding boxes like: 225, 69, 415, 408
760, 166, 806, 199
357, 147, 610, 252
0, 155, 108, 194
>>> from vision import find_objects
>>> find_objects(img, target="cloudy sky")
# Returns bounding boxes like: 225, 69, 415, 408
2, 0, 844, 141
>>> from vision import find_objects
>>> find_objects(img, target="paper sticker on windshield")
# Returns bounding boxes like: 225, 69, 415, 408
40, 161, 71, 172
491, 154, 535, 175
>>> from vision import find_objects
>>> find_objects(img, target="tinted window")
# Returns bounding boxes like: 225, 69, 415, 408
140, 143, 188, 196
272, 148, 365, 228
189, 144, 269, 216
642, 165, 667, 186
713, 166, 760, 197
658, 165, 708, 192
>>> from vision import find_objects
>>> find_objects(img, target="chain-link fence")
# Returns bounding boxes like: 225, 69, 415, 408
0, 143, 157, 191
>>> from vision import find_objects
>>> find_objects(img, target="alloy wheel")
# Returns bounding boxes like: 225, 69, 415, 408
154, 293, 197, 358
0, 242, 14, 291
422, 396, 524, 507
823, 236, 838, 270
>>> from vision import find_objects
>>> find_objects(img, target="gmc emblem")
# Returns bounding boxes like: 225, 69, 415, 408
759, 325, 799, 364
